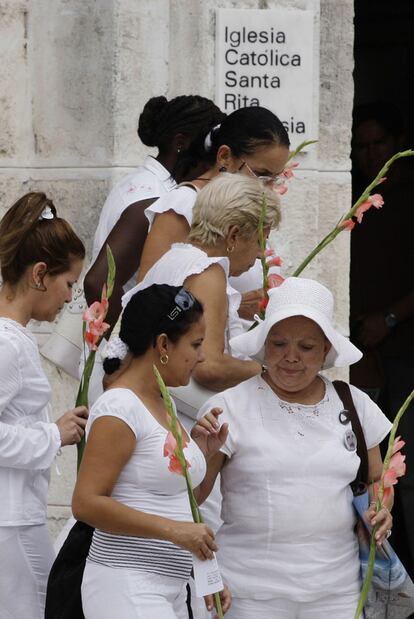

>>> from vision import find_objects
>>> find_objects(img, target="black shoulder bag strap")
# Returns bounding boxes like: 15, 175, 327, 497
333, 380, 369, 494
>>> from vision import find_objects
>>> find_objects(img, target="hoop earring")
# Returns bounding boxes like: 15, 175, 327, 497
219, 166, 227, 172
160, 354, 169, 365
226, 246, 234, 254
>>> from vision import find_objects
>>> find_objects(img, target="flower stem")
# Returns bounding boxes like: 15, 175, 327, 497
153, 365, 224, 618
286, 139, 318, 163
354, 387, 414, 617
293, 149, 414, 277
75, 350, 96, 472
354, 532, 377, 619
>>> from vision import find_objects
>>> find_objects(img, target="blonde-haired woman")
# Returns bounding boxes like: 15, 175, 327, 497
108, 173, 281, 400
0, 192, 88, 618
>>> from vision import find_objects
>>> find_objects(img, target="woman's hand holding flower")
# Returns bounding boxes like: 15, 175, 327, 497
170, 521, 217, 560
191, 408, 229, 460
364, 503, 393, 546
204, 583, 232, 616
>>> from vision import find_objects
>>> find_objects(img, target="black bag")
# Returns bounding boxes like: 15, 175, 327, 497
45, 520, 94, 619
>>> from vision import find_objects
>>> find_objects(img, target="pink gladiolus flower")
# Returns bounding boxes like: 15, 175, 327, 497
163, 431, 177, 457
83, 284, 110, 350
273, 183, 288, 195
267, 273, 285, 288
258, 297, 268, 312
168, 453, 185, 475
163, 431, 190, 476
355, 193, 384, 224
268, 255, 283, 267
383, 452, 406, 487
392, 436, 405, 455
265, 248, 275, 257
282, 162, 299, 179
338, 219, 355, 231
372, 482, 393, 508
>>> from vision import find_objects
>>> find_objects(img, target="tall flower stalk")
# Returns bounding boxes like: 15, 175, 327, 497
153, 365, 224, 619
76, 245, 116, 471
354, 388, 414, 618
292, 149, 414, 277
255, 140, 317, 318
286, 139, 318, 163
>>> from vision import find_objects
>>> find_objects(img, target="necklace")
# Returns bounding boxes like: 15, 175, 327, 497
193, 177, 211, 182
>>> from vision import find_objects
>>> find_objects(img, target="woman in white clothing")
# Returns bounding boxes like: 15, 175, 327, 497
0, 192, 88, 619
196, 277, 394, 619
137, 106, 291, 315
85, 95, 225, 326
72, 284, 231, 619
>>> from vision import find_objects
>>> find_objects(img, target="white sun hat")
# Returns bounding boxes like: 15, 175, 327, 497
230, 277, 362, 369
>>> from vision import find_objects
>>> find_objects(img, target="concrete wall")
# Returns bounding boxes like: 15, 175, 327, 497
0, 0, 354, 537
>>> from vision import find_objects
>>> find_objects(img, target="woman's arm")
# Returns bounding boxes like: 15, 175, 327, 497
84, 199, 155, 329
185, 266, 262, 391
194, 452, 226, 505
72, 415, 217, 559
137, 210, 190, 281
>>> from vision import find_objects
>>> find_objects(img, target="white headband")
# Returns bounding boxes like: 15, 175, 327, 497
204, 124, 221, 152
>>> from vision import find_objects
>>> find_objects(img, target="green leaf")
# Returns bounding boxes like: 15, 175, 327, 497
105, 244, 116, 299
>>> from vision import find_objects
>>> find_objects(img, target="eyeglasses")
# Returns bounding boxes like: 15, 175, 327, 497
238, 160, 285, 187
166, 288, 196, 321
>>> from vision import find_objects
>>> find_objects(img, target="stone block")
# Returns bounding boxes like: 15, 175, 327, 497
0, 1, 31, 161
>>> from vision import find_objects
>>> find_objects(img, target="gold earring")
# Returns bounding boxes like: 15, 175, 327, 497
226, 246, 234, 253
160, 354, 169, 365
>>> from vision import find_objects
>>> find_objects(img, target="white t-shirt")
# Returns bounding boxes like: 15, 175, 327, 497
92, 156, 176, 261
145, 186, 264, 295
86, 388, 206, 578
120, 244, 245, 427
198, 375, 392, 601
0, 318, 61, 526
86, 387, 206, 519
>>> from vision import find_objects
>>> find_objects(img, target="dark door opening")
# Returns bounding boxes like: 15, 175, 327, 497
351, 0, 414, 586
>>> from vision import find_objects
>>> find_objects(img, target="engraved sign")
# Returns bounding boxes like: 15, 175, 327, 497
216, 8, 316, 142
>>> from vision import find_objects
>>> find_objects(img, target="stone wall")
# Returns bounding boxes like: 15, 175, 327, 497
0, 0, 354, 537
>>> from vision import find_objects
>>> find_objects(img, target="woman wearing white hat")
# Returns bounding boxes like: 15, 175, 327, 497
195, 277, 393, 618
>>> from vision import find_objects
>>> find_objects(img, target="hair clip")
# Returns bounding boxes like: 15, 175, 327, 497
166, 288, 195, 321
38, 206, 54, 221
204, 124, 221, 152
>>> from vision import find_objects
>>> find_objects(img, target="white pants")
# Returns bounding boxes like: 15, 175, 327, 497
0, 524, 55, 619
82, 560, 189, 619
225, 592, 360, 619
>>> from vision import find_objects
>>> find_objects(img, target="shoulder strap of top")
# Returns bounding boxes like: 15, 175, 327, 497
175, 182, 200, 192
332, 380, 369, 493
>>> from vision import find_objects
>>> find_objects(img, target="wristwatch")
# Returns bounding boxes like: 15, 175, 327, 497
384, 312, 398, 329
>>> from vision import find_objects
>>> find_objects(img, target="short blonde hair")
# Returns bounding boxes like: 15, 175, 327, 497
188, 173, 281, 246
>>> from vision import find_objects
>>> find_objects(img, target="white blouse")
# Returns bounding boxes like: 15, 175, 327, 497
92, 156, 176, 262
0, 318, 61, 526
144, 186, 265, 296
198, 375, 392, 601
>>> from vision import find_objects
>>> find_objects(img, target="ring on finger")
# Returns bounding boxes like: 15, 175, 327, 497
386, 529, 392, 539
